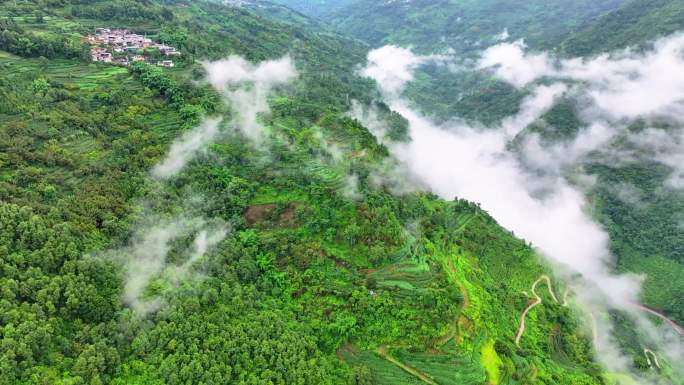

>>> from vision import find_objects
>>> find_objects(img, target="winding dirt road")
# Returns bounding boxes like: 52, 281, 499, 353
515, 275, 558, 346
633, 303, 684, 337
643, 348, 661, 369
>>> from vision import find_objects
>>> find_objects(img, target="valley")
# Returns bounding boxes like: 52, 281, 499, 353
1, 0, 683, 384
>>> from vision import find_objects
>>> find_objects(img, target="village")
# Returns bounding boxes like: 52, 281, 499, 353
88, 28, 180, 68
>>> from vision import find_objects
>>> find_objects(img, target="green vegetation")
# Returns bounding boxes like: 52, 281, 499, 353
561, 0, 684, 55
270, 0, 357, 20
284, 0, 684, 330
284, 0, 626, 52
274, 0, 633, 124
278, 0, 629, 124
587, 160, 684, 323
3, 0, 678, 384
512, 95, 684, 325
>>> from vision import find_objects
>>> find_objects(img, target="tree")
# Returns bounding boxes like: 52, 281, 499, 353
32, 77, 49, 96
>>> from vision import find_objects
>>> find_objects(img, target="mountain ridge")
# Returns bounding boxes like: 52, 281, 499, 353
1, 0, 683, 384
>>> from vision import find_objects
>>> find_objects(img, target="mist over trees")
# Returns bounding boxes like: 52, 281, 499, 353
1, 0, 684, 384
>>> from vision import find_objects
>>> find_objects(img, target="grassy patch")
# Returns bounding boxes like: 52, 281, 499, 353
480, 339, 503, 385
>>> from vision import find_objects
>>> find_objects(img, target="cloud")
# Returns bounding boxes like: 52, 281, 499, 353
482, 33, 684, 196
115, 216, 228, 315
386, 97, 624, 286
152, 118, 223, 179
204, 55, 297, 142
359, 43, 684, 382
348, 100, 394, 144
166, 225, 229, 284
499, 83, 568, 137
361, 45, 447, 97
631, 128, 684, 189
611, 182, 646, 208
341, 174, 362, 200
479, 39, 554, 88
151, 56, 297, 180
480, 33, 684, 121
519, 121, 616, 176
204, 56, 296, 90
119, 218, 188, 314
495, 28, 510, 42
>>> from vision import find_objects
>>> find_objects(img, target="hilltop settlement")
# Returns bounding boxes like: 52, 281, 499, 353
87, 28, 180, 67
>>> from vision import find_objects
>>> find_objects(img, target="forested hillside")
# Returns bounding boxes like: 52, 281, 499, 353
266, 0, 356, 20
270, 0, 630, 124
514, 0, 684, 327
561, 0, 684, 55
0, 0, 611, 385
276, 0, 627, 52
274, 0, 684, 331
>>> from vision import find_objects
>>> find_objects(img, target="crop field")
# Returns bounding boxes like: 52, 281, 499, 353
0, 49, 185, 206
397, 348, 486, 385
0, 54, 129, 89
341, 345, 488, 385
367, 261, 434, 296
342, 349, 428, 385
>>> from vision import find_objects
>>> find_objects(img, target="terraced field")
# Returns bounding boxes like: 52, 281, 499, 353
0, 55, 127, 87
394, 348, 487, 385
342, 349, 427, 385
341, 339, 491, 385
0, 50, 185, 202
328, 209, 509, 385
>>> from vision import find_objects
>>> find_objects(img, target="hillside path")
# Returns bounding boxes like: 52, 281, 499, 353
376, 346, 439, 385
515, 275, 558, 346
634, 303, 684, 337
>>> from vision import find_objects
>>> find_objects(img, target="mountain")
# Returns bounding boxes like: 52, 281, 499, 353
222, 0, 329, 31
275, 0, 627, 52
271, 0, 684, 381
273, 0, 684, 332
0, 1, 609, 385
517, 0, 684, 327
561, 0, 684, 55
270, 0, 634, 124
269, 0, 357, 19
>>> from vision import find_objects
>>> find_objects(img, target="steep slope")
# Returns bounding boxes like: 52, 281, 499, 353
270, 0, 629, 124
561, 0, 684, 56
269, 0, 356, 19
510, 0, 684, 326
0, 1, 605, 384
273, 0, 684, 331
278, 0, 627, 52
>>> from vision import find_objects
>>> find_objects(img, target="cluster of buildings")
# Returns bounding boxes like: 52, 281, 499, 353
88, 28, 180, 67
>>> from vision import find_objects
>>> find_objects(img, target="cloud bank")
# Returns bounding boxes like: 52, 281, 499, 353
357, 42, 684, 382
480, 34, 684, 122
